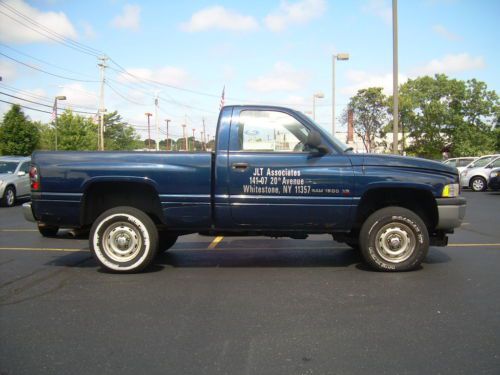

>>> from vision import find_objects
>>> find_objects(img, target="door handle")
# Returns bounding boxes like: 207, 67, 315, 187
232, 163, 249, 171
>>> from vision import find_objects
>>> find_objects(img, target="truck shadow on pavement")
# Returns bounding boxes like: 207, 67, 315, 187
46, 245, 451, 272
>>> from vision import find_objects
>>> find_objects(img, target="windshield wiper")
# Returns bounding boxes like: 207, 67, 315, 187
344, 147, 354, 153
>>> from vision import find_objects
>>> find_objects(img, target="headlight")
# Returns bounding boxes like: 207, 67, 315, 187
442, 183, 459, 197
491, 171, 499, 178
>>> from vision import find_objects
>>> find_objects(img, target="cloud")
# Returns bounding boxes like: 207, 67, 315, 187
341, 69, 407, 96
0, 0, 78, 44
111, 4, 141, 31
412, 53, 485, 76
117, 66, 191, 87
362, 0, 391, 25
0, 60, 18, 81
264, 0, 326, 32
247, 62, 309, 92
432, 24, 461, 41
341, 53, 485, 96
180, 6, 258, 32
57, 83, 98, 109
81, 21, 96, 39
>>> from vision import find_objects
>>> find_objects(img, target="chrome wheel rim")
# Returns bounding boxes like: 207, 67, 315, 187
102, 221, 142, 262
472, 179, 484, 191
375, 223, 416, 263
6, 189, 14, 206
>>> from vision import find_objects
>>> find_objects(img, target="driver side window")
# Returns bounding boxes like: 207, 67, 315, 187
238, 110, 310, 152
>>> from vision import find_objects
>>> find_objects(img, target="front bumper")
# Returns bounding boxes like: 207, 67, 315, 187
23, 202, 36, 222
436, 197, 466, 230
488, 176, 500, 190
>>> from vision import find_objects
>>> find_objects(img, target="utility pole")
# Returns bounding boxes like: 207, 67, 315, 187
165, 119, 170, 150
154, 92, 159, 151
392, 0, 399, 154
192, 128, 196, 151
97, 56, 108, 151
202, 117, 206, 149
332, 53, 349, 137
145, 112, 152, 149
181, 124, 187, 151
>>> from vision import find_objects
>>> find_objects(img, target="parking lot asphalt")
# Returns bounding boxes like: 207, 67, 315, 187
0, 191, 499, 375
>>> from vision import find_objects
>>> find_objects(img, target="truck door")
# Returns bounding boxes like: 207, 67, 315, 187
226, 108, 354, 230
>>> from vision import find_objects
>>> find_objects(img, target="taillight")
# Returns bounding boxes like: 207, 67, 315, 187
29, 165, 40, 190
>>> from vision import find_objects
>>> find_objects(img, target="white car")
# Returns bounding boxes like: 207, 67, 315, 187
460, 155, 500, 192
442, 157, 478, 173
0, 156, 31, 207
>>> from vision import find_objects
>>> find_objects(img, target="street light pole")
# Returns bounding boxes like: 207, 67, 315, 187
332, 53, 349, 137
182, 124, 187, 151
392, 0, 399, 154
53, 95, 66, 151
312, 92, 324, 120
165, 119, 170, 150
145, 112, 152, 149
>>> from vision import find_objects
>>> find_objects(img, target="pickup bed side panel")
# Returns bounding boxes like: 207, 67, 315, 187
31, 152, 212, 228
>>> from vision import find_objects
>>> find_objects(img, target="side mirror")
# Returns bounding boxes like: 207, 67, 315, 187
305, 130, 329, 155
17, 171, 26, 177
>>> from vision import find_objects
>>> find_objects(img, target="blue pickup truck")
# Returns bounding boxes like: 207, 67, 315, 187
24, 105, 466, 272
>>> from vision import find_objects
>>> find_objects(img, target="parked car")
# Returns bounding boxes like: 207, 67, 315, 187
442, 157, 478, 173
460, 156, 500, 192
487, 168, 500, 191
0, 156, 31, 207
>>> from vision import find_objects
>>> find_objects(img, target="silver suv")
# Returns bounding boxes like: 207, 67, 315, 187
0, 156, 31, 207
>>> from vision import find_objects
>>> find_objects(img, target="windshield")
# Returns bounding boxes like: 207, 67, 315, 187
0, 162, 18, 174
468, 156, 496, 168
294, 111, 351, 152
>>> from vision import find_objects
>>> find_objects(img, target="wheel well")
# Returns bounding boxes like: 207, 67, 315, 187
354, 188, 438, 231
81, 182, 164, 226
469, 175, 485, 184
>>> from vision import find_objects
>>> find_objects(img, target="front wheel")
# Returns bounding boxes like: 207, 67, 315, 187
1, 186, 16, 207
90, 206, 158, 273
470, 176, 486, 192
359, 207, 429, 272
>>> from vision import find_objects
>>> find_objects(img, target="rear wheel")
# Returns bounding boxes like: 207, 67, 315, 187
1, 186, 16, 207
470, 176, 486, 192
359, 207, 429, 272
90, 206, 158, 273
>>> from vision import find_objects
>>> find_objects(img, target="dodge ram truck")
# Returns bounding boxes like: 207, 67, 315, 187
23, 105, 466, 272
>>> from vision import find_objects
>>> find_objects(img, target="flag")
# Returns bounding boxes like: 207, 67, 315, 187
219, 85, 225, 110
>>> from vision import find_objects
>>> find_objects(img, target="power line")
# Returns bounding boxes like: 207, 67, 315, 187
0, 98, 51, 114
0, 52, 99, 83
0, 83, 98, 111
0, 2, 101, 57
0, 42, 97, 80
0, 91, 96, 115
105, 82, 146, 106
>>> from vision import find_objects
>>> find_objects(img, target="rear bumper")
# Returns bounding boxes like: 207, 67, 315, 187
436, 197, 466, 230
23, 202, 36, 222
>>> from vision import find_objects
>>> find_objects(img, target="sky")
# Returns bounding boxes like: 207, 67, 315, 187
0, 0, 499, 142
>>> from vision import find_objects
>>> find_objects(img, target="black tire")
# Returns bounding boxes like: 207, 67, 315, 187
359, 206, 429, 272
90, 206, 158, 273
1, 185, 16, 207
470, 176, 487, 192
158, 232, 178, 253
38, 223, 59, 237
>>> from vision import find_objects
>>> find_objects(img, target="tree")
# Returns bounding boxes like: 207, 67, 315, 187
103, 111, 140, 151
0, 104, 40, 156
343, 87, 388, 152
36, 122, 55, 150
56, 110, 98, 150
396, 75, 498, 158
